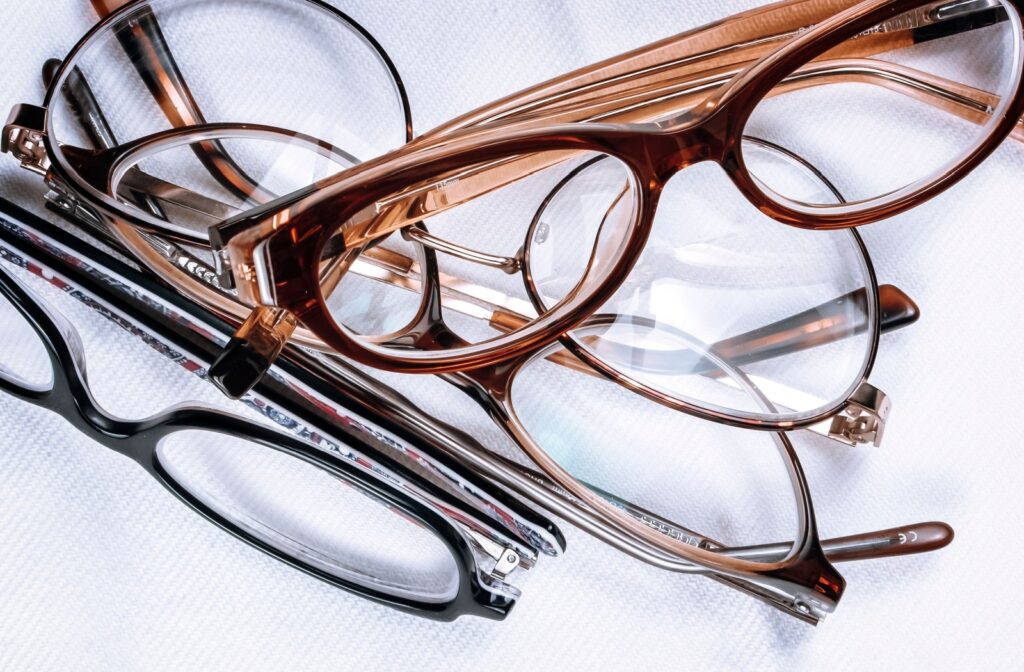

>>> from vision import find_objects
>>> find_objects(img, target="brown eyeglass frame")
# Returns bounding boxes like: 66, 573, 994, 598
192, 0, 1024, 403
9, 0, 1016, 431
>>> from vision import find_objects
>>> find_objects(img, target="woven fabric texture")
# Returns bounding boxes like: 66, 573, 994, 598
1, 1, 1022, 670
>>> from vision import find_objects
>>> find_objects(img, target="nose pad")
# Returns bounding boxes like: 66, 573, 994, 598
208, 306, 296, 399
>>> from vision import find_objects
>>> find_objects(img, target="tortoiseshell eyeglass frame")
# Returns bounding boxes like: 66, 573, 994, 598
204, 0, 1024, 375
6, 0, 993, 435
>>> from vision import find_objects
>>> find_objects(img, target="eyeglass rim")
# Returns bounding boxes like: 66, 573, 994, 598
724, 0, 1024, 226
0, 240, 521, 621
518, 144, 882, 428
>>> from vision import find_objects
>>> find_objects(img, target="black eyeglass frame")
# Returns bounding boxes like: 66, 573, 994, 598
0, 201, 561, 621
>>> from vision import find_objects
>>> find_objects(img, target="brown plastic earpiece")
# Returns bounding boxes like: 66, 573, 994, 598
821, 522, 954, 562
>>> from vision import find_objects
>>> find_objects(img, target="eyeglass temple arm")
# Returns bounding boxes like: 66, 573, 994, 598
337, 57, 1019, 252
89, 0, 273, 204
492, 451, 952, 564
91, 0, 1012, 252
428, 0, 1006, 135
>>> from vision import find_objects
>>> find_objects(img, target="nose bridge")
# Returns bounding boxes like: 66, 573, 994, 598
645, 111, 729, 184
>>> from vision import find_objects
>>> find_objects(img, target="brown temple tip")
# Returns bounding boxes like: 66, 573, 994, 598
824, 521, 953, 563
878, 284, 921, 332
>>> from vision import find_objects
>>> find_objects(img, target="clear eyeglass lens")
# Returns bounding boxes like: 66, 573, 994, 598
0, 268, 54, 392
527, 142, 873, 422
509, 335, 797, 559
322, 150, 638, 346
109, 136, 358, 247
50, 0, 407, 238
157, 430, 461, 603
743, 0, 1022, 205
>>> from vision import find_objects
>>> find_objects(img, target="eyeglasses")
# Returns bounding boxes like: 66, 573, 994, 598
7, 0, 1017, 416
0, 200, 575, 621
0, 196, 953, 624
0, 0, 970, 620
10, 0, 1007, 427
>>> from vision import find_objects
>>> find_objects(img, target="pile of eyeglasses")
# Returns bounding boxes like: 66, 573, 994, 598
3, 0, 1020, 624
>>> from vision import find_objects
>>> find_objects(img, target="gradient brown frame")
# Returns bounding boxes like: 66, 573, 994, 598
22, 0, 944, 430
147, 0, 1019, 410
194, 0, 1024, 372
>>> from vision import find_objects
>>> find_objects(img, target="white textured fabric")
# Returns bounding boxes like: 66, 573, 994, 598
1, 1, 1023, 670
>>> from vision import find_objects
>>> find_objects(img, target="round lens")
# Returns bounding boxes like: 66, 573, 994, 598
508, 333, 798, 558
742, 0, 1022, 207
0, 267, 54, 392
321, 150, 639, 348
157, 430, 461, 603
526, 140, 873, 423
48, 0, 407, 239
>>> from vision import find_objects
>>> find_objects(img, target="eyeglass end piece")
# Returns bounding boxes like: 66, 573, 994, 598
208, 336, 272, 400
828, 382, 891, 447
3, 104, 49, 175
208, 307, 296, 399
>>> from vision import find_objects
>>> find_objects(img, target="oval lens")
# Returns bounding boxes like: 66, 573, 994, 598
48, 0, 407, 237
526, 140, 873, 423
742, 0, 1022, 207
322, 150, 639, 348
508, 334, 798, 557
157, 430, 461, 603
0, 266, 54, 392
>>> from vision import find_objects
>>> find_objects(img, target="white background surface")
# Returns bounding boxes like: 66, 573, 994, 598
1, 1, 1023, 670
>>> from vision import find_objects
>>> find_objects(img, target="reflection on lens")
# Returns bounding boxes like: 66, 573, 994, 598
526, 155, 639, 305
323, 150, 639, 347
508, 338, 796, 553
110, 137, 357, 243
157, 430, 460, 603
527, 143, 873, 422
743, 0, 1022, 205
0, 276, 53, 391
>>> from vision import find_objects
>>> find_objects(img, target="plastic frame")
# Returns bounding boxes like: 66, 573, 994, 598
0, 198, 566, 621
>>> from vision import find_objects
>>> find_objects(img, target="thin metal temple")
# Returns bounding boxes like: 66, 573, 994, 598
402, 226, 522, 274
493, 453, 952, 564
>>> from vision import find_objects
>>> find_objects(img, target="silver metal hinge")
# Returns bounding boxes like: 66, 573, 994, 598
41, 172, 112, 239
466, 529, 522, 580
827, 382, 891, 447
3, 104, 50, 176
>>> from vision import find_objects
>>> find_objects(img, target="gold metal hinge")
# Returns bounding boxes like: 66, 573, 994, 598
827, 382, 891, 447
